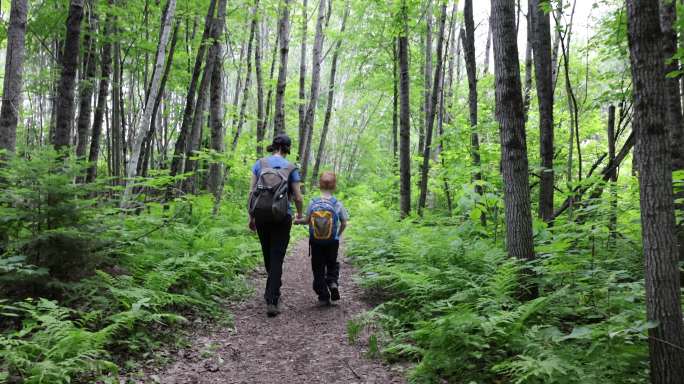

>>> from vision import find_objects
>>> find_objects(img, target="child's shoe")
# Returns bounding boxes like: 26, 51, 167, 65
329, 282, 340, 302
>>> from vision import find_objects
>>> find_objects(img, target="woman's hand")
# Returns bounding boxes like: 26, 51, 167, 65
248, 217, 257, 232
293, 217, 308, 225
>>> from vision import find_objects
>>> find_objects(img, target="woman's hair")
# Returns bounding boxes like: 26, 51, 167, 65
267, 134, 292, 155
319, 171, 337, 191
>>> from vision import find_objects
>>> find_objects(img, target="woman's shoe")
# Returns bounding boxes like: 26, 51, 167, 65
266, 303, 280, 317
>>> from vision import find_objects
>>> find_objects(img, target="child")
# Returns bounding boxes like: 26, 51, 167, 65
296, 171, 349, 306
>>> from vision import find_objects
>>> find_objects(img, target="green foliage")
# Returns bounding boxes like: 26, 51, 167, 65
0, 150, 107, 287
0, 299, 118, 383
345, 190, 650, 384
0, 154, 261, 382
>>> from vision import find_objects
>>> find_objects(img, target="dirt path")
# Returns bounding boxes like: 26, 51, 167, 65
139, 239, 405, 384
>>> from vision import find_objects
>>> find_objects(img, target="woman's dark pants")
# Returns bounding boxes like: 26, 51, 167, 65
255, 217, 292, 305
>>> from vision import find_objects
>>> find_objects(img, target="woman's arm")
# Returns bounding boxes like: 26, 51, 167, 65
291, 182, 304, 219
248, 173, 257, 231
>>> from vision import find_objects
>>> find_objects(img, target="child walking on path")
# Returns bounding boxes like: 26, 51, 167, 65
296, 172, 349, 306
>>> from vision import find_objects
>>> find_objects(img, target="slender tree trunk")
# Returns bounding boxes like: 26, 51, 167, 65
311, 1, 349, 188
264, 28, 280, 139
551, 0, 562, 88
274, 0, 292, 136
441, 0, 459, 215
399, 0, 411, 218
626, 1, 684, 381
607, 104, 617, 245
297, 0, 308, 160
112, 38, 123, 181
230, 36, 246, 129
532, 0, 554, 223
462, 0, 484, 224
417, 1, 446, 215
52, 0, 85, 150
299, 0, 327, 185
76, 5, 98, 162
491, 0, 536, 297
420, 0, 433, 157
0, 0, 27, 155
86, 7, 113, 183
482, 21, 492, 76
140, 21, 179, 176
392, 38, 399, 160
168, 0, 217, 191
122, 0, 177, 206
265, 29, 279, 141
521, 4, 533, 124
231, 6, 257, 151
255, 11, 266, 157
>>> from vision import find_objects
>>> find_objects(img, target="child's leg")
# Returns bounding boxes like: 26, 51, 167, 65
310, 243, 330, 300
325, 241, 341, 300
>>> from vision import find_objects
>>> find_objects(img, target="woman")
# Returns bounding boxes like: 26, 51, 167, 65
248, 134, 304, 317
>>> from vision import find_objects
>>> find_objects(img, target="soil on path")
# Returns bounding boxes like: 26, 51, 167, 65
140, 239, 405, 384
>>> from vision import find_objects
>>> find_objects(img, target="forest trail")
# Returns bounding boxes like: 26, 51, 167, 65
137, 239, 405, 384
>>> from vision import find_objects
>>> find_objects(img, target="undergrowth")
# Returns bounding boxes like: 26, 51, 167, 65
0, 151, 260, 383
345, 185, 651, 384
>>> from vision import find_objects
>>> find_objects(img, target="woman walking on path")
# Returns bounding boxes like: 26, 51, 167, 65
248, 134, 304, 317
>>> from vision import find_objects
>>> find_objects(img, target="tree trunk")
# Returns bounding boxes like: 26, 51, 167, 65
168, 0, 217, 190
207, 29, 226, 195
483, 20, 492, 76
491, 0, 536, 296
419, 0, 432, 157
417, 1, 446, 215
0, 0, 27, 155
229, 34, 246, 129
462, 0, 484, 224
52, 0, 85, 150
532, 0, 554, 223
521, 4, 533, 124
86, 5, 113, 183
264, 28, 280, 141
231, 6, 257, 151
659, 0, 684, 267
551, 0, 562, 88
122, 0, 177, 206
273, 0, 292, 136
255, 11, 266, 157
139, 21, 179, 177
297, 0, 308, 160
311, 1, 349, 188
392, 38, 399, 160
399, 0, 411, 218
607, 104, 617, 245
112, 38, 124, 182
76, 6, 98, 161
184, 0, 228, 193
627, 1, 684, 381
299, 0, 327, 185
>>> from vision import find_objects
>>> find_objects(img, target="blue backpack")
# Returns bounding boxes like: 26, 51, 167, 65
309, 197, 339, 244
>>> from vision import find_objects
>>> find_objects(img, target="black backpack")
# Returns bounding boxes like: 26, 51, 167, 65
249, 158, 296, 223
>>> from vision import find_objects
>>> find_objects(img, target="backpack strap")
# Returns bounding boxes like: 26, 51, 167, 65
259, 157, 270, 173
276, 162, 297, 182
